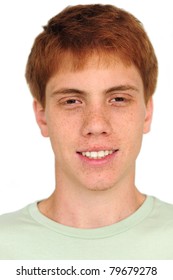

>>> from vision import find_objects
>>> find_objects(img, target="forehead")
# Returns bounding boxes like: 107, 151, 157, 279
46, 53, 143, 95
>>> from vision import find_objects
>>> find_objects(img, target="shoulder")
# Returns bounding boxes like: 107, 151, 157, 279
0, 203, 39, 259
153, 196, 173, 213
150, 197, 173, 227
0, 203, 36, 236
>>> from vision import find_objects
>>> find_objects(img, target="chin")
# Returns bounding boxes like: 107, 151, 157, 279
84, 182, 116, 192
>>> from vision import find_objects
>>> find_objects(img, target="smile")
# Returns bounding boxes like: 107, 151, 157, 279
80, 150, 117, 159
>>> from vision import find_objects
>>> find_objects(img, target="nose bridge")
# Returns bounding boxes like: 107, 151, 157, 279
82, 103, 112, 136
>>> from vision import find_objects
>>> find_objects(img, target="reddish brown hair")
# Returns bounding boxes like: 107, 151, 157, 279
25, 4, 158, 107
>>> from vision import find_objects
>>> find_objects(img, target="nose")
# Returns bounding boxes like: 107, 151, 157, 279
81, 105, 112, 137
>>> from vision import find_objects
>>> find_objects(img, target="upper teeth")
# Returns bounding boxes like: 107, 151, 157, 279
82, 150, 114, 159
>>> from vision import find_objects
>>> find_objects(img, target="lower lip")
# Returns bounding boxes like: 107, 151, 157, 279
77, 150, 119, 166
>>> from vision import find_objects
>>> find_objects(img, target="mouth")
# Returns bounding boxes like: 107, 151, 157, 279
77, 149, 119, 160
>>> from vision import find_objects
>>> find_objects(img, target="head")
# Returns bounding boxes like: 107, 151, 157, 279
25, 4, 158, 192
25, 4, 158, 108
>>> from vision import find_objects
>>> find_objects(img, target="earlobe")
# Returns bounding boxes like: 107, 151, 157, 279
33, 99, 49, 137
143, 97, 153, 134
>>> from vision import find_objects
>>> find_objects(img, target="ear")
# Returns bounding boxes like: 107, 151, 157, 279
33, 99, 49, 137
143, 97, 153, 134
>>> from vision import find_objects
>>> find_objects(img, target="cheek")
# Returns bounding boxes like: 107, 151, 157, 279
47, 115, 78, 151
117, 111, 145, 151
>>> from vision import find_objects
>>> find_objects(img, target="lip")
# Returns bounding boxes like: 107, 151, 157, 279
77, 147, 117, 153
77, 149, 119, 166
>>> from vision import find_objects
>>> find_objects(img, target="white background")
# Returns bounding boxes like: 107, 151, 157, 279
0, 0, 173, 214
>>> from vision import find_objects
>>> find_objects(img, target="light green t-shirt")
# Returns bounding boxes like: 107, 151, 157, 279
0, 196, 173, 260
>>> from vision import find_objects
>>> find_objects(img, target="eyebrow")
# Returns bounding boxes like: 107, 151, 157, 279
51, 84, 139, 97
51, 88, 85, 97
105, 85, 139, 94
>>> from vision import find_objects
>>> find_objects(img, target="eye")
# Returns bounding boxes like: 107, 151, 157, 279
66, 99, 78, 104
65, 99, 82, 105
113, 97, 125, 102
110, 96, 127, 104
109, 95, 132, 107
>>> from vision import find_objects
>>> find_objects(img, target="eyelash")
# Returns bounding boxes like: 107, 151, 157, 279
111, 97, 125, 102
58, 98, 82, 108
65, 99, 81, 105
110, 96, 131, 106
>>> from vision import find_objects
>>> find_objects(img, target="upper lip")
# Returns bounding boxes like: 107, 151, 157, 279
77, 147, 119, 153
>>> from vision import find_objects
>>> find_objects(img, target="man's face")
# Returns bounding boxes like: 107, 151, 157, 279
34, 57, 153, 192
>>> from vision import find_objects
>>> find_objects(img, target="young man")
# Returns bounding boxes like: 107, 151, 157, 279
0, 4, 173, 260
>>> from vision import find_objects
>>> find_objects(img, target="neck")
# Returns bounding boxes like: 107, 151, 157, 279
38, 179, 145, 229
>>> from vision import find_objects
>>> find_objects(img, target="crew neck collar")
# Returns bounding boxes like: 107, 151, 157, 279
28, 196, 154, 239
